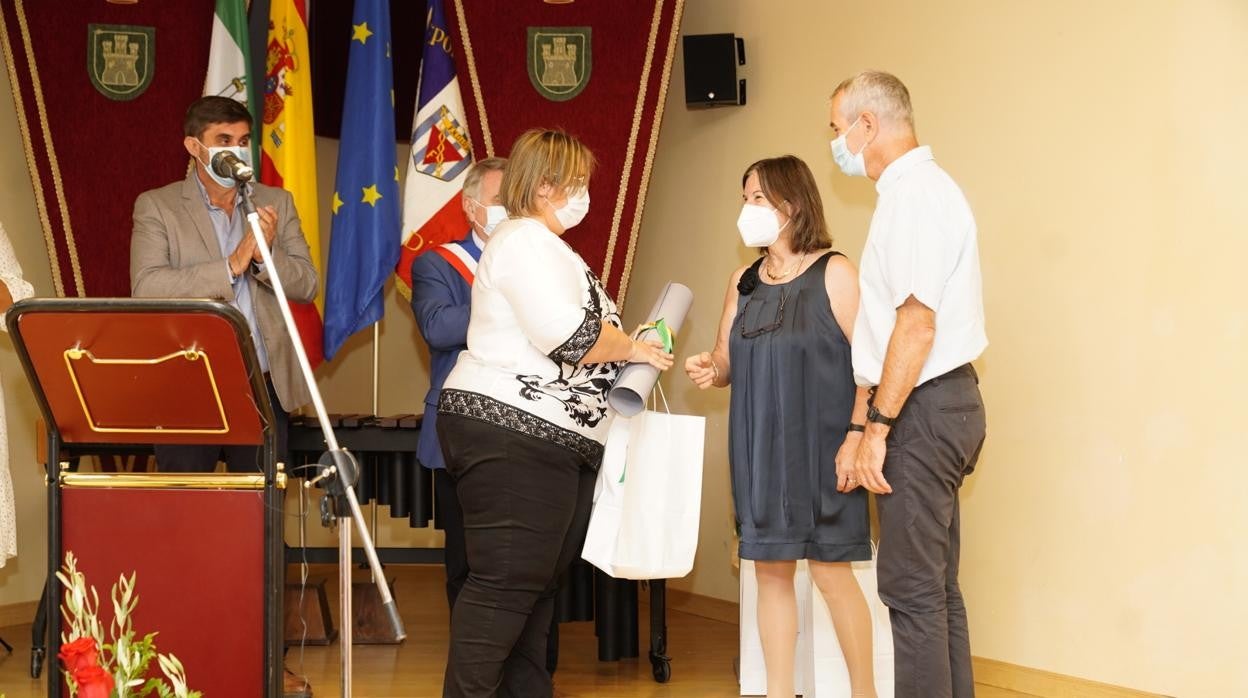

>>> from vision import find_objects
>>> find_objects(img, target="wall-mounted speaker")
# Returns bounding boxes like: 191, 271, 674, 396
682, 33, 746, 108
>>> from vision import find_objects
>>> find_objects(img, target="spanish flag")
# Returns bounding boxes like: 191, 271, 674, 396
260, 0, 324, 367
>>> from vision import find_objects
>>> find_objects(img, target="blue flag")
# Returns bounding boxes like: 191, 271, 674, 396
323, 0, 399, 360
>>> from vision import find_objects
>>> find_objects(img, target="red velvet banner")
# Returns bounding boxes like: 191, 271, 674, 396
0, 0, 216, 298
448, 0, 685, 307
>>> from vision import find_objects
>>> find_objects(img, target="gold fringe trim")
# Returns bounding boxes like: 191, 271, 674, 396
453, 0, 494, 157
617, 0, 684, 308
599, 0, 665, 295
14, 0, 85, 296
0, 0, 63, 296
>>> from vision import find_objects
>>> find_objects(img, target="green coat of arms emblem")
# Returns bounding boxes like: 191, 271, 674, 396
527, 27, 591, 102
88, 24, 155, 101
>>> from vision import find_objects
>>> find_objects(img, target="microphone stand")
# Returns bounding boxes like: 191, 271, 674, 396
236, 179, 405, 698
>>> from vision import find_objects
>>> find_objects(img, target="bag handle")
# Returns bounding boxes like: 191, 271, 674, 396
649, 379, 672, 415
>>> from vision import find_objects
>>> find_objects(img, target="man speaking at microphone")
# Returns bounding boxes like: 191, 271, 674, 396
131, 95, 318, 474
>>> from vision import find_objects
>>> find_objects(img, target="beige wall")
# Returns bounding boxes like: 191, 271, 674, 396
4, 1, 1247, 694
622, 0, 1247, 695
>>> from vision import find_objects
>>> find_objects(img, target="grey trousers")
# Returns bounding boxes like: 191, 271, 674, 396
876, 364, 986, 698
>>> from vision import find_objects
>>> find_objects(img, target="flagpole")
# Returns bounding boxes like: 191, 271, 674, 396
371, 322, 380, 586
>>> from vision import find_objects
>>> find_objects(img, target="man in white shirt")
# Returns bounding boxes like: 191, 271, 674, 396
829, 71, 987, 698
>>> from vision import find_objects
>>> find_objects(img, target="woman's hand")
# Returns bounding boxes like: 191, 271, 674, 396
685, 352, 718, 389
836, 431, 863, 492
628, 339, 674, 370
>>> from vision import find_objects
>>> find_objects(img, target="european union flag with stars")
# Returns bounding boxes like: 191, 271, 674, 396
323, 0, 400, 360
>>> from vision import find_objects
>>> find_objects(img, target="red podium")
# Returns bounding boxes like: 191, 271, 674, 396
7, 298, 285, 697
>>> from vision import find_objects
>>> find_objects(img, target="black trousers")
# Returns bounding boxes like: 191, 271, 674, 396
435, 467, 562, 675
436, 414, 595, 698
876, 364, 986, 698
154, 376, 288, 473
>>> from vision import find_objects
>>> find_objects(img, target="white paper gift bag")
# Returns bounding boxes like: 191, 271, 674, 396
582, 385, 705, 580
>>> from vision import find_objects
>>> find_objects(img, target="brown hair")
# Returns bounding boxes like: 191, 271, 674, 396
183, 96, 252, 139
741, 155, 832, 253
499, 129, 596, 217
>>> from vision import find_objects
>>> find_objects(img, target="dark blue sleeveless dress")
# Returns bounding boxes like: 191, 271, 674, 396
728, 251, 871, 562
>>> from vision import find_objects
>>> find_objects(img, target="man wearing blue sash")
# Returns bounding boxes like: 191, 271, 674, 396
410, 157, 507, 612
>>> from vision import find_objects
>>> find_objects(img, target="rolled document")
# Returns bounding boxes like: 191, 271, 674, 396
608, 282, 694, 416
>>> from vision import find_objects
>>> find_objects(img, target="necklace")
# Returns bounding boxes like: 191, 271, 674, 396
765, 251, 807, 281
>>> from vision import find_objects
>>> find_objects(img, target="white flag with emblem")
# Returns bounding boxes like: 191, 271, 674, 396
202, 0, 258, 164
397, 0, 475, 295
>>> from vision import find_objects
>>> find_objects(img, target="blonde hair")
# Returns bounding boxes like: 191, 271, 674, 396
499, 129, 596, 217
831, 71, 914, 129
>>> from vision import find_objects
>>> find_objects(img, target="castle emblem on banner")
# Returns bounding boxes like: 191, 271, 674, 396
87, 24, 155, 101
411, 105, 472, 182
527, 27, 592, 102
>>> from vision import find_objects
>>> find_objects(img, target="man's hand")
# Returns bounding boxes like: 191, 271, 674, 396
251, 205, 278, 263
852, 428, 893, 494
228, 235, 257, 278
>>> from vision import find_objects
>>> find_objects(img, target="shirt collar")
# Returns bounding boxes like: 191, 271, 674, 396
876, 145, 933, 194
191, 169, 242, 210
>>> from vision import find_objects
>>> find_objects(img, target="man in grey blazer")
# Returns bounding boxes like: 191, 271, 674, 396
131, 96, 317, 474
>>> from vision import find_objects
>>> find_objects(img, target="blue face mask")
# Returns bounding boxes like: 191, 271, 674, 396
197, 141, 251, 188
829, 116, 867, 177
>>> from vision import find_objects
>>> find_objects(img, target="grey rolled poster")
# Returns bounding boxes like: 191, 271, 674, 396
607, 282, 694, 417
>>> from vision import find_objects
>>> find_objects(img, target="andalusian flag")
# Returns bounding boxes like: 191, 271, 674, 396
261, 0, 324, 368
397, 0, 475, 295
203, 0, 260, 164
323, 0, 400, 360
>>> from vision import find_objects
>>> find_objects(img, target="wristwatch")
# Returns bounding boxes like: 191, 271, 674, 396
866, 404, 897, 427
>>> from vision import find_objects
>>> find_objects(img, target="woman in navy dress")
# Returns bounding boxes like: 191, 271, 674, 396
685, 155, 877, 697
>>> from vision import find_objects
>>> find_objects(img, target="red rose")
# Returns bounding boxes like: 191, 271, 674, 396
58, 636, 99, 673
72, 664, 115, 698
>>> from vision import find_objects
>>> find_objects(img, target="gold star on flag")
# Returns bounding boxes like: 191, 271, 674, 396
394, 165, 400, 182
361, 184, 383, 207
332, 191, 344, 215
352, 22, 373, 45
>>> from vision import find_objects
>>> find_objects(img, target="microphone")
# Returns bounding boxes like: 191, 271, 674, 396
211, 150, 254, 183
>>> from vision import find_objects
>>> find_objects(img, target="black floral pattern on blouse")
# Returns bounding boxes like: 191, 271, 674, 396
438, 389, 603, 464
517, 270, 623, 429
548, 309, 601, 365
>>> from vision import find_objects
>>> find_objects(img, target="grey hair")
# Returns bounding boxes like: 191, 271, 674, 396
831, 71, 914, 129
463, 156, 508, 200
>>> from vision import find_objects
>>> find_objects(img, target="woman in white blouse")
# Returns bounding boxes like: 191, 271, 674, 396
0, 221, 35, 568
436, 129, 672, 698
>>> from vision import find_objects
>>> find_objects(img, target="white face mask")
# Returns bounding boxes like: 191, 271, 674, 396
197, 140, 251, 188
469, 198, 507, 238
736, 203, 789, 248
552, 187, 590, 231
829, 116, 867, 177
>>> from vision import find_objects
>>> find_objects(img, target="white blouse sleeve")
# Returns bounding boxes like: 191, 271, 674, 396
491, 225, 600, 365
0, 222, 34, 333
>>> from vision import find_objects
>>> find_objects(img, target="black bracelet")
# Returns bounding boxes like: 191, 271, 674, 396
847, 423, 866, 433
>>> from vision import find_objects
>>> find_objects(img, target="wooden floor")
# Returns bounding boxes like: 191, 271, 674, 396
0, 564, 1032, 697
